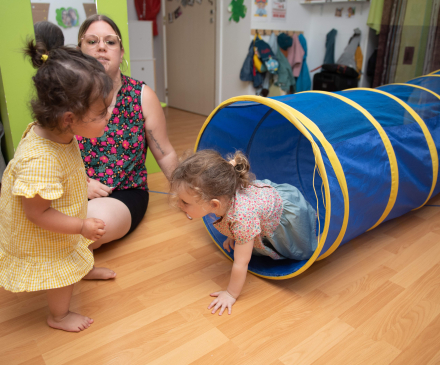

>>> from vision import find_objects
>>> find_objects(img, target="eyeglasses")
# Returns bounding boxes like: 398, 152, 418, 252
80, 34, 122, 49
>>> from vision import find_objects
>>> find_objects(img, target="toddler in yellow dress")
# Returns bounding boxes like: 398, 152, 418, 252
0, 41, 115, 332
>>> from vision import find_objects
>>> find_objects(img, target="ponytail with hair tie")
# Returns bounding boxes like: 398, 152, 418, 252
171, 149, 256, 203
228, 151, 253, 189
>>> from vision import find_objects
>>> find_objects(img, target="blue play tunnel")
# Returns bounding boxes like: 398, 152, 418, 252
195, 72, 440, 279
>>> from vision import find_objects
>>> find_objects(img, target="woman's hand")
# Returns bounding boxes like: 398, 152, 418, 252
223, 237, 235, 252
81, 218, 106, 241
87, 178, 113, 199
208, 291, 236, 315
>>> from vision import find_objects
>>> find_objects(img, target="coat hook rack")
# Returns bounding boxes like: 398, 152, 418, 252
251, 29, 304, 36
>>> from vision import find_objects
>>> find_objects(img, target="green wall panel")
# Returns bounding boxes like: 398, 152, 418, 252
0, 0, 35, 162
0, 0, 161, 174
96, 0, 131, 76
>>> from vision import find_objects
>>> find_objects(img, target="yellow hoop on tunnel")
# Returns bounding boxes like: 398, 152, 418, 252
352, 87, 438, 210
300, 91, 399, 231
194, 95, 338, 279
283, 108, 350, 261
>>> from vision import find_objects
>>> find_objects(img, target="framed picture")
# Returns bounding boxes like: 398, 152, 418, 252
56, 7, 79, 28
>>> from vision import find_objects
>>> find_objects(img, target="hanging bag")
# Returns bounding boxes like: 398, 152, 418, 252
256, 36, 279, 74
240, 40, 264, 88
253, 33, 267, 73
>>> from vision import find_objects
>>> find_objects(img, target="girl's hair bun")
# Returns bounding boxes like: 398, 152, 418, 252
170, 149, 255, 203
229, 151, 253, 189
24, 38, 49, 69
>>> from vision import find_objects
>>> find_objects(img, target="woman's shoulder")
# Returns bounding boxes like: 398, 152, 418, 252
121, 74, 145, 90
117, 74, 146, 109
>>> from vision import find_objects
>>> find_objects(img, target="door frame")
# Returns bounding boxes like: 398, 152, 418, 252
161, 0, 168, 105
161, 0, 220, 108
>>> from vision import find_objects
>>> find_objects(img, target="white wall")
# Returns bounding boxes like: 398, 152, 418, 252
215, 0, 374, 101
250, 0, 311, 32
31, 0, 95, 46
305, 1, 372, 87
216, 0, 312, 102
216, 0, 254, 103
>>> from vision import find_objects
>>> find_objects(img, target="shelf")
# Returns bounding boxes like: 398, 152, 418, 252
301, 0, 369, 4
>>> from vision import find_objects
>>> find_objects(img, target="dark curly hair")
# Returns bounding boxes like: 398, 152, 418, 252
34, 21, 64, 51
23, 39, 113, 132
170, 149, 255, 204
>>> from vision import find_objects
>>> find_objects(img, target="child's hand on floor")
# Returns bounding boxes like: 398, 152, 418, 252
208, 291, 236, 315
223, 237, 235, 252
81, 218, 106, 241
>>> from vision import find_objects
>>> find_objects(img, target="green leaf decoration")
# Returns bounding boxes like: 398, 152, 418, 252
228, 0, 247, 23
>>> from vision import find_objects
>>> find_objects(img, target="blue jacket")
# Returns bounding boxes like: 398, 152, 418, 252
240, 40, 264, 88
296, 34, 311, 92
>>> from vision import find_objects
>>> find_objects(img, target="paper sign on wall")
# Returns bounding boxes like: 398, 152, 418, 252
272, 0, 286, 21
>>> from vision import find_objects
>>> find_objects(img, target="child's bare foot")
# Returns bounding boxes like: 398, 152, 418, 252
47, 311, 93, 332
83, 266, 116, 280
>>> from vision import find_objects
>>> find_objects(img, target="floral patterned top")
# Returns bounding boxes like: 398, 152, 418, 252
213, 182, 284, 259
77, 74, 148, 190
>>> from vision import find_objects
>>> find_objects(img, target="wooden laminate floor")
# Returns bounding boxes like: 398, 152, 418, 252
1, 108, 440, 364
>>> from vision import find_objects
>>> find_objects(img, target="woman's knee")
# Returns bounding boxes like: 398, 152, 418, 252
87, 197, 132, 243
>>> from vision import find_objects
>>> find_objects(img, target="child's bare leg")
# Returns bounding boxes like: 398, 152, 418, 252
46, 284, 93, 332
82, 246, 116, 280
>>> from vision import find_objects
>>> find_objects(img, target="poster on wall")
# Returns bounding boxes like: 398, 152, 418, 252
56, 7, 79, 28
253, 0, 269, 21
272, 0, 286, 21
31, 3, 50, 24
83, 4, 97, 19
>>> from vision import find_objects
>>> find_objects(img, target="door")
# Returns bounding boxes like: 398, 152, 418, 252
165, 0, 216, 116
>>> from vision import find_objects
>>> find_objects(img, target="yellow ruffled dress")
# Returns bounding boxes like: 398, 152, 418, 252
0, 123, 93, 292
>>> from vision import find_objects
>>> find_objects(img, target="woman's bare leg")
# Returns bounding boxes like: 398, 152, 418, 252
82, 197, 130, 280
87, 197, 131, 249
46, 284, 93, 332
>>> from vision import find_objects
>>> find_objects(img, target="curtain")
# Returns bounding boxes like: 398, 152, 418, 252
134, 0, 161, 36
373, 0, 440, 87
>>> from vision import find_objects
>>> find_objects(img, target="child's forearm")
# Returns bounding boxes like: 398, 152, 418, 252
22, 195, 82, 235
226, 238, 254, 298
30, 207, 83, 235
227, 262, 248, 298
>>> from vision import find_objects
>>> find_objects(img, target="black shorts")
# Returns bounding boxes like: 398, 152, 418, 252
110, 189, 150, 236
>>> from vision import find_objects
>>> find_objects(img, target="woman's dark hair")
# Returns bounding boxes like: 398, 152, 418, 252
170, 150, 255, 203
77, 14, 124, 50
34, 21, 64, 51
24, 39, 113, 131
